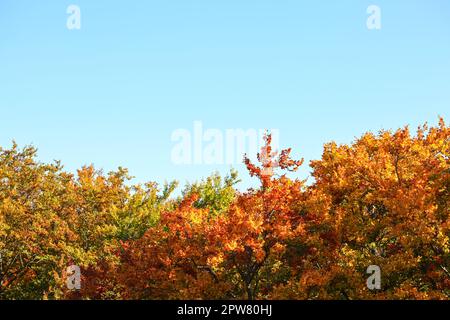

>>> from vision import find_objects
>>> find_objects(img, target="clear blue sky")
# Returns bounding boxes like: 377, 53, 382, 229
1, 1, 449, 189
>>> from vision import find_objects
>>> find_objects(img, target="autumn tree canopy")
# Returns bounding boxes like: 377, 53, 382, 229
0, 119, 448, 300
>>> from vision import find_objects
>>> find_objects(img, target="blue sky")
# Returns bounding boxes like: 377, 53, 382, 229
0, 0, 449, 189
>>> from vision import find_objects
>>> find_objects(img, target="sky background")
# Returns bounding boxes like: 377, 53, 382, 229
0, 0, 449, 190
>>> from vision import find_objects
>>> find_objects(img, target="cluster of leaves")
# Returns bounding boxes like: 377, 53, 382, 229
0, 119, 448, 300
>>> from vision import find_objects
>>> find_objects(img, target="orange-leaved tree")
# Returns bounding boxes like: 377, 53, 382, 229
276, 118, 450, 299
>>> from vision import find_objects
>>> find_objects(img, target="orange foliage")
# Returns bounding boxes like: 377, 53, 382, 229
1, 120, 449, 300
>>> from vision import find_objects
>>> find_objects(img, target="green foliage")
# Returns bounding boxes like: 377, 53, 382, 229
181, 169, 240, 216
